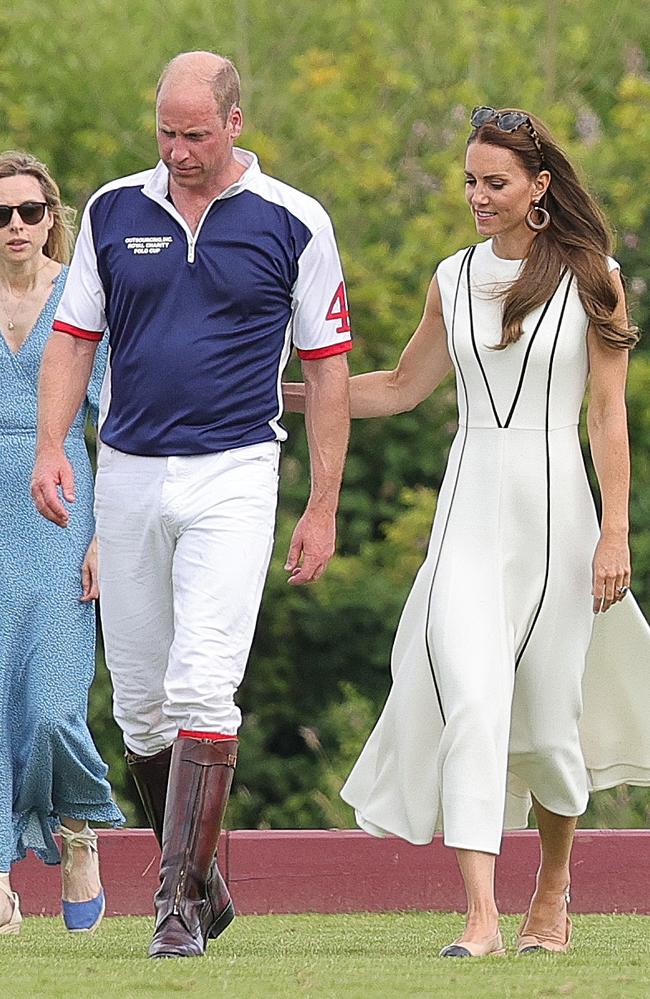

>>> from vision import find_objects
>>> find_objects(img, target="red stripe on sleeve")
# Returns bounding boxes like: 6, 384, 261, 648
178, 729, 238, 742
297, 340, 353, 361
53, 320, 104, 342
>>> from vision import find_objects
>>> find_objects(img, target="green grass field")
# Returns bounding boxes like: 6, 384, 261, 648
0, 913, 648, 999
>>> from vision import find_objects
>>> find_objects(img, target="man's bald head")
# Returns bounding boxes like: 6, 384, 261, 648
157, 51, 241, 124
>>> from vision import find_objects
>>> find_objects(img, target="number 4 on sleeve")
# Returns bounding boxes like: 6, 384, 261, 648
325, 282, 351, 334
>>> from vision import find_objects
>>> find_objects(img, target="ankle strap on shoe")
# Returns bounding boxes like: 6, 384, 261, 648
58, 824, 98, 873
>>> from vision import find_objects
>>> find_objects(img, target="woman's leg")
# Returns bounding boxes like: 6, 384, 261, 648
455, 849, 500, 942
518, 797, 575, 948
0, 873, 13, 923
440, 848, 504, 956
0, 871, 21, 933
59, 817, 101, 902
532, 797, 575, 889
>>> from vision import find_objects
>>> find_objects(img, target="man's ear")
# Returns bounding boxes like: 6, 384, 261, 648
228, 106, 243, 140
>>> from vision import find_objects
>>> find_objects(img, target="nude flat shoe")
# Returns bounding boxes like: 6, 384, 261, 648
517, 887, 572, 954
0, 881, 22, 936
440, 930, 506, 958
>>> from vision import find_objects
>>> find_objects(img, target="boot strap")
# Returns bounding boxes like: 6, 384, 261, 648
124, 745, 174, 766
179, 739, 238, 768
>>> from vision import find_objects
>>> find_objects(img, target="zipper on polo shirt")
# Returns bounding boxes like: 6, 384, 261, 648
147, 194, 218, 264
145, 171, 248, 263
185, 200, 218, 263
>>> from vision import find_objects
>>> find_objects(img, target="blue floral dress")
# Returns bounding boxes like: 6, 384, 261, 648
0, 267, 124, 869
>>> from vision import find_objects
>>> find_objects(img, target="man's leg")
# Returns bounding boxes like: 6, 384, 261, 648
97, 448, 233, 945
148, 736, 238, 959
149, 444, 278, 959
94, 448, 177, 757
124, 746, 171, 845
96, 448, 233, 942
125, 743, 233, 945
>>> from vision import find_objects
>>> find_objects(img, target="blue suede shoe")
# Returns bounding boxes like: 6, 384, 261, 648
59, 824, 105, 933
61, 890, 105, 933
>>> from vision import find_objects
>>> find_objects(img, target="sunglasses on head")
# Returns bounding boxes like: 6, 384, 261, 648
470, 106, 545, 164
0, 202, 48, 228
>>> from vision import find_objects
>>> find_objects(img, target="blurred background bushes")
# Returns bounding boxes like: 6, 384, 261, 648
4, 0, 650, 829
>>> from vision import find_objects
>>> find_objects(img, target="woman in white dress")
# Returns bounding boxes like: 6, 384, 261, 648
285, 107, 650, 957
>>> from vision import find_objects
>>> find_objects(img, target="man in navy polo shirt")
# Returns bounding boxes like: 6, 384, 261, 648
32, 50, 351, 958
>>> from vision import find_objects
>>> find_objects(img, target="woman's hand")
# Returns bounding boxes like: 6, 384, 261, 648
80, 536, 99, 602
592, 534, 630, 613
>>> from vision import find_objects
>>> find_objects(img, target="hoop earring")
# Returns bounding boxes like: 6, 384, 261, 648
526, 202, 551, 232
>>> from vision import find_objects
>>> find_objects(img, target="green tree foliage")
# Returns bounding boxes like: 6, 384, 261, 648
2, 1, 649, 828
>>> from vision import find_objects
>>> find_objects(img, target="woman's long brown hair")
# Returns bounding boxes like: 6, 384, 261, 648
467, 114, 638, 350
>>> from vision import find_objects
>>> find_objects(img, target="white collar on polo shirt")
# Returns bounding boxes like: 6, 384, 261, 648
143, 147, 261, 203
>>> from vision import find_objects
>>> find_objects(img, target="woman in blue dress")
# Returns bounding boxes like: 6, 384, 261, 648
0, 151, 123, 935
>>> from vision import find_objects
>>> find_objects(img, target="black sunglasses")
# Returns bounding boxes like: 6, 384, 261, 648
470, 106, 545, 163
0, 202, 48, 228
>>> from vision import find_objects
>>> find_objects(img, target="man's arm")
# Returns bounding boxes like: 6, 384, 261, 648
285, 352, 350, 584
31, 331, 98, 527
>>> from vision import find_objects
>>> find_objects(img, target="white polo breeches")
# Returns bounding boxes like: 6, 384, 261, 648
94, 442, 279, 756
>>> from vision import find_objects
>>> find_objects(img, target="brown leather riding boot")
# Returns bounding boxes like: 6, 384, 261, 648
126, 744, 233, 946
147, 736, 237, 959
125, 745, 171, 844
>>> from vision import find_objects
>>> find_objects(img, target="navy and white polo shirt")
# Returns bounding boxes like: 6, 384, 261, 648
53, 149, 352, 456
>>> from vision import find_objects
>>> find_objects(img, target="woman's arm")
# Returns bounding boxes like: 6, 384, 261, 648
586, 269, 632, 614
283, 276, 453, 418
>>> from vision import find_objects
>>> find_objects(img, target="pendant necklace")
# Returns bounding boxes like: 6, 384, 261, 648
1, 289, 28, 331
0, 262, 51, 331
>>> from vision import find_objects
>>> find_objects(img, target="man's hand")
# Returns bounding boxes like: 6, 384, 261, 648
285, 506, 336, 585
31, 448, 76, 527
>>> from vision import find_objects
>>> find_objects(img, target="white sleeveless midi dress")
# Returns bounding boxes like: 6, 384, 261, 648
341, 239, 650, 854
